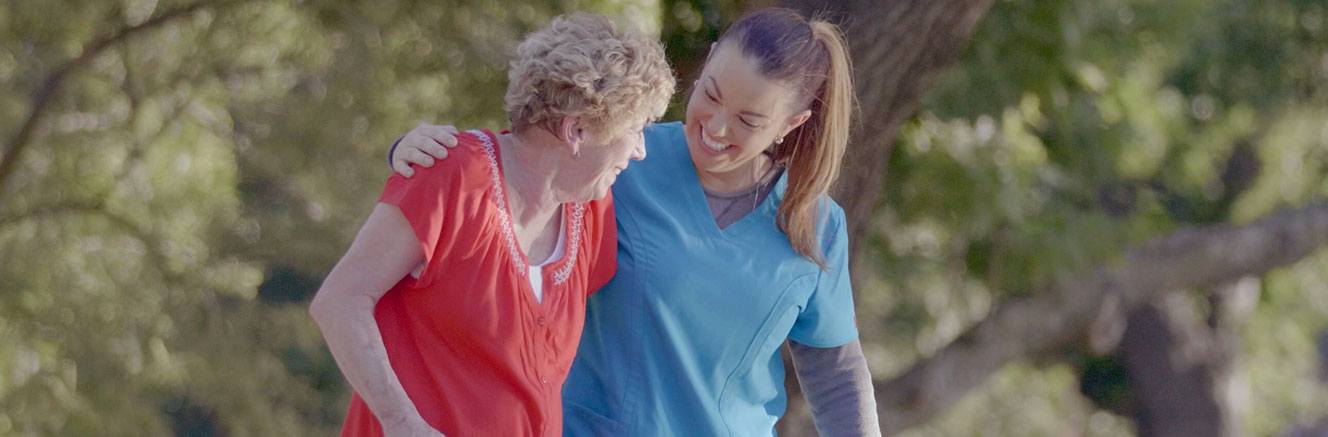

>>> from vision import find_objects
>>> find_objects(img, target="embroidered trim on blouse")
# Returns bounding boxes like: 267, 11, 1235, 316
551, 203, 584, 285
473, 130, 585, 285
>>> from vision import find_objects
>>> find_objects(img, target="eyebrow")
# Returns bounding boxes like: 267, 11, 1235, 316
706, 77, 770, 120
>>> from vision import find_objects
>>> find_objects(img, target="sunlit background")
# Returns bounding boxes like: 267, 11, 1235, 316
2, 0, 1326, 435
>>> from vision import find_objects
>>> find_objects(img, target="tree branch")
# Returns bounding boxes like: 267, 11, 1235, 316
0, 1, 230, 195
874, 201, 1328, 433
0, 200, 104, 228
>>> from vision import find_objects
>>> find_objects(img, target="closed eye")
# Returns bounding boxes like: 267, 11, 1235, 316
704, 83, 761, 130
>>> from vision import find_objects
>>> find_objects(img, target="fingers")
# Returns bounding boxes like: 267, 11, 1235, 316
393, 123, 459, 178
391, 149, 436, 178
404, 124, 452, 155
392, 155, 415, 177
422, 141, 450, 159
407, 148, 435, 167
421, 124, 460, 148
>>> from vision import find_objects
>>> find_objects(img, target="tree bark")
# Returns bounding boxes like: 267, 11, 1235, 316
873, 202, 1328, 434
1118, 297, 1223, 437
1115, 278, 1255, 437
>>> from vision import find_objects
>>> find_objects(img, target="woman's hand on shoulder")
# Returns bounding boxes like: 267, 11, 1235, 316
392, 123, 461, 177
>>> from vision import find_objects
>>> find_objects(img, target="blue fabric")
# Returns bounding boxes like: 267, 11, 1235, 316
562, 122, 859, 436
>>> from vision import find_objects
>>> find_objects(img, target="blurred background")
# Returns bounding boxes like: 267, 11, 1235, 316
2, 0, 1327, 435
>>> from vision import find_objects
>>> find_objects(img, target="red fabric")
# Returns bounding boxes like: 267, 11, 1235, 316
340, 129, 617, 437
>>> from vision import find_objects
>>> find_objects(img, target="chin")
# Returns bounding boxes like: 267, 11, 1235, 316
580, 181, 612, 202
588, 187, 610, 201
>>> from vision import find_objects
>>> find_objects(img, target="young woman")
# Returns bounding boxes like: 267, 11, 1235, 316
310, 13, 674, 437
389, 8, 879, 436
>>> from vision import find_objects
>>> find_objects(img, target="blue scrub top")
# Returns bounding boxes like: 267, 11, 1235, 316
562, 122, 859, 436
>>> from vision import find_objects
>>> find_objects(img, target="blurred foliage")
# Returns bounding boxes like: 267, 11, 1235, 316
2, 0, 1327, 436
857, 0, 1328, 435
656, 0, 748, 120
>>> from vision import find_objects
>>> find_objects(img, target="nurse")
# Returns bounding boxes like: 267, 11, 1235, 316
388, 8, 879, 436
310, 13, 674, 437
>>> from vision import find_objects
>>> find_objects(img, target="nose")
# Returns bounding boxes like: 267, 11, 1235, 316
706, 111, 730, 138
630, 136, 647, 161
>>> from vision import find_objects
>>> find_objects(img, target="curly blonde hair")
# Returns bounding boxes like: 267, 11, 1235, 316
505, 13, 675, 139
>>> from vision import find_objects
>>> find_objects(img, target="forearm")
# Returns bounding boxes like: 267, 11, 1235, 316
312, 294, 421, 426
789, 340, 881, 437
310, 204, 432, 428
308, 197, 438, 433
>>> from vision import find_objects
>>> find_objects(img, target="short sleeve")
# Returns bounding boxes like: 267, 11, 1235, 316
788, 204, 859, 347
377, 165, 461, 287
584, 192, 618, 295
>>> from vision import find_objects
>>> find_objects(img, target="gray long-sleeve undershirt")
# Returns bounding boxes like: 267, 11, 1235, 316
789, 340, 881, 436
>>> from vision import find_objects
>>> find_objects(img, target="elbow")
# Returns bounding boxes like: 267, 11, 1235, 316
308, 289, 334, 327
308, 286, 354, 328
309, 282, 379, 330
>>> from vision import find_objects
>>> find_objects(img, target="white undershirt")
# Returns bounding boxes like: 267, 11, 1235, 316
527, 212, 566, 303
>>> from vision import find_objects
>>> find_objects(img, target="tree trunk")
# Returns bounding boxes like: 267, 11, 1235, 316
770, 1, 995, 434
1120, 302, 1225, 436
1117, 277, 1256, 437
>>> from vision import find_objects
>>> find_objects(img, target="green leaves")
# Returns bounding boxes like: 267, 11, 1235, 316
869, 0, 1328, 434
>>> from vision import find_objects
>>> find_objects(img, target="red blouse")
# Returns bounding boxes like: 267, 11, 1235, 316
339, 129, 616, 437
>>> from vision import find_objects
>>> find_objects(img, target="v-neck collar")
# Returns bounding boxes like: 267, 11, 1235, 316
474, 129, 586, 314
680, 153, 788, 238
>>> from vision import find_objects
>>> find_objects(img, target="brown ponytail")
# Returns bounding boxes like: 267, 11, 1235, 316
721, 9, 855, 269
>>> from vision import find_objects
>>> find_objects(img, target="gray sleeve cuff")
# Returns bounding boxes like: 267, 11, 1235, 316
789, 339, 882, 437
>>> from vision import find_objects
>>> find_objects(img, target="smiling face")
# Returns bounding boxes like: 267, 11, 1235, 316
556, 118, 649, 202
500, 13, 672, 203
684, 42, 811, 191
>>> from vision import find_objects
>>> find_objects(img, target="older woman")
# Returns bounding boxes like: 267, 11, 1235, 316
308, 13, 673, 437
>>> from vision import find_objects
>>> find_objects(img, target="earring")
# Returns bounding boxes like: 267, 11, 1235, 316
775, 136, 784, 144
